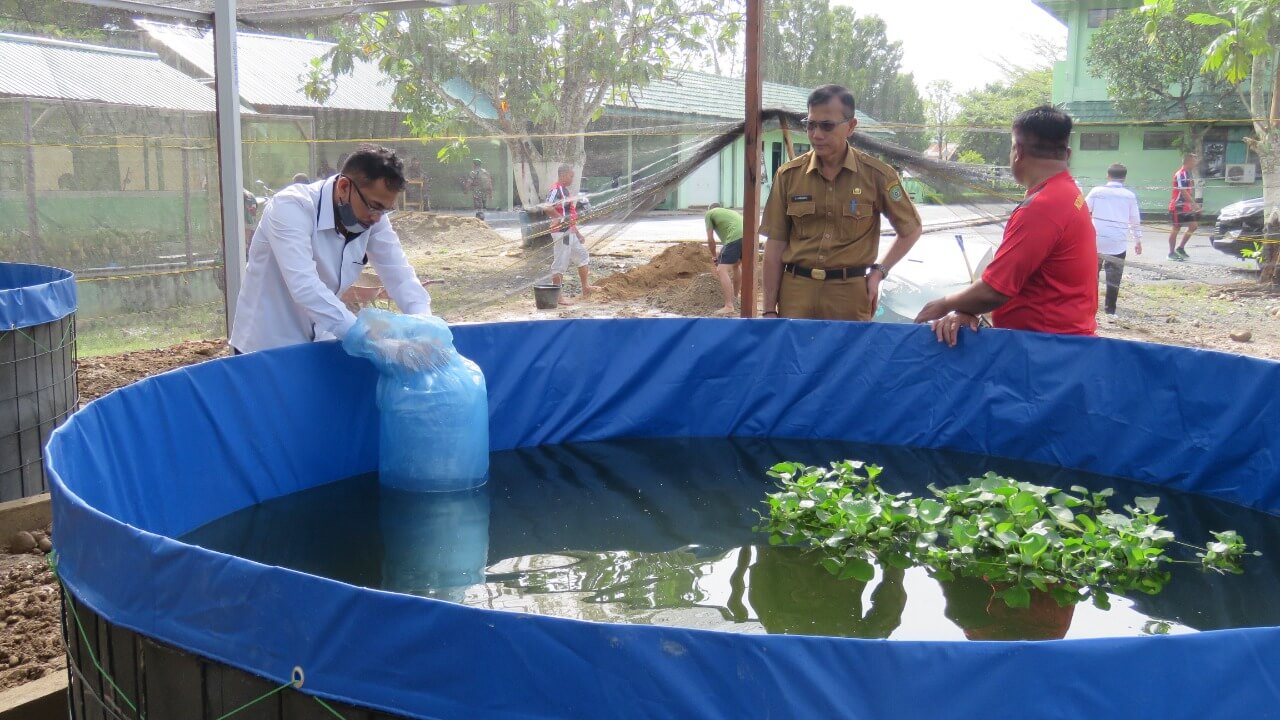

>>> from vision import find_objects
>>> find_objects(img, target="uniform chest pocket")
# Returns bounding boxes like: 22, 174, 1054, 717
843, 200, 875, 221
786, 201, 817, 235
786, 201, 816, 218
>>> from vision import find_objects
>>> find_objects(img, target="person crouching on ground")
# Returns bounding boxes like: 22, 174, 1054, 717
914, 106, 1098, 345
705, 203, 745, 315
546, 163, 593, 306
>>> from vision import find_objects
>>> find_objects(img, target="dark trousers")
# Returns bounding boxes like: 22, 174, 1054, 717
1098, 251, 1126, 314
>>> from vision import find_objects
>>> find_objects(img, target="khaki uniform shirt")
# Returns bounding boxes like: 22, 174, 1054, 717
760, 146, 921, 269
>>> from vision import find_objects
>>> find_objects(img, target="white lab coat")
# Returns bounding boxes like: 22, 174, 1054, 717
230, 177, 431, 353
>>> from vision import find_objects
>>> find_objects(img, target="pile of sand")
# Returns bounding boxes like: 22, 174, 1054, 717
392, 212, 508, 253
596, 242, 711, 301
592, 242, 736, 317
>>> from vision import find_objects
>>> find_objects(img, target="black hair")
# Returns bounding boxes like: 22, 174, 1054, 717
341, 144, 405, 192
807, 84, 856, 118
1012, 105, 1072, 160
1106, 163, 1127, 180
709, 202, 722, 210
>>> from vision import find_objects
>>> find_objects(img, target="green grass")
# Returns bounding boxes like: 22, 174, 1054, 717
77, 301, 226, 358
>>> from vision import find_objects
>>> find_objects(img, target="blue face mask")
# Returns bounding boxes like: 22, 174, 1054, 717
336, 177, 368, 234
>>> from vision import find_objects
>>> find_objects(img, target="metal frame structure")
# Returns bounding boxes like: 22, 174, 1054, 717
64, 0, 767, 325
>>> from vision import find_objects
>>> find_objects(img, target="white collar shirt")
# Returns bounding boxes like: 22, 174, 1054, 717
1084, 181, 1143, 256
230, 177, 431, 353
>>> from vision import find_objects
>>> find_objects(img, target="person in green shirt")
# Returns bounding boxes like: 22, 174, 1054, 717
705, 203, 745, 316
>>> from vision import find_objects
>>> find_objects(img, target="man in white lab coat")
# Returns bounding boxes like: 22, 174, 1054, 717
230, 145, 432, 354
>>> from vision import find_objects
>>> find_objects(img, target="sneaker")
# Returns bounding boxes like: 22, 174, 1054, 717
1176, 247, 1190, 259
1168, 252, 1182, 261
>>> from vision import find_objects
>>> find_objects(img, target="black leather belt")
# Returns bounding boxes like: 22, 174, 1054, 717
783, 263, 868, 281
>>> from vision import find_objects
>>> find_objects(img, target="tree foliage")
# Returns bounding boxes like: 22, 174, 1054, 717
924, 80, 956, 159
1144, 0, 1278, 282
1087, 0, 1238, 146
953, 66, 1055, 165
308, 0, 737, 204
762, 0, 926, 132
0, 1, 136, 46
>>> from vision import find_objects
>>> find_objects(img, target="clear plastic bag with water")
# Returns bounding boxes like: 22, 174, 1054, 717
343, 309, 489, 491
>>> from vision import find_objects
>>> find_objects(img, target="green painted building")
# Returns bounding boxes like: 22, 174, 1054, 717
1035, 0, 1262, 215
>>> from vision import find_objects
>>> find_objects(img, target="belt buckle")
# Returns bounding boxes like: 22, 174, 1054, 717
810, 267, 827, 280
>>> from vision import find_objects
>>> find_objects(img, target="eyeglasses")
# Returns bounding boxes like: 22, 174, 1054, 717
342, 175, 395, 217
800, 117, 854, 133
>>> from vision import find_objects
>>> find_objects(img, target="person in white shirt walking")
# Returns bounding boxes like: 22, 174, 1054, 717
230, 144, 433, 354
1084, 163, 1143, 316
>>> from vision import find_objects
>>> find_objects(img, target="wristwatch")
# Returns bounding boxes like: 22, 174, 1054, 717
868, 263, 888, 280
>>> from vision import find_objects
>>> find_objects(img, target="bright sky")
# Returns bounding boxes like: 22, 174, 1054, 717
832, 0, 1069, 92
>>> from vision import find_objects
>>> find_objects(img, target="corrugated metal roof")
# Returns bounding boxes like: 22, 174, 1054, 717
135, 21, 888, 130
0, 33, 220, 112
137, 19, 396, 113
626, 69, 886, 129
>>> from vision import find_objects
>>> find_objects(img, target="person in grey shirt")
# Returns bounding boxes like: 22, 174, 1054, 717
1085, 163, 1143, 315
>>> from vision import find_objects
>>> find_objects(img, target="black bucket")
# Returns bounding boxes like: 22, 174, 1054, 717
532, 284, 561, 310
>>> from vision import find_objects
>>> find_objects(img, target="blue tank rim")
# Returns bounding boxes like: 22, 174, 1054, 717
44, 319, 1280, 719
0, 262, 77, 330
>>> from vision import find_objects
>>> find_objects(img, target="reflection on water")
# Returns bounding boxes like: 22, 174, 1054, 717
182, 437, 1280, 641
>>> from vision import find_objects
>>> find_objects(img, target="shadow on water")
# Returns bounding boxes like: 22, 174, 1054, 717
183, 437, 1280, 639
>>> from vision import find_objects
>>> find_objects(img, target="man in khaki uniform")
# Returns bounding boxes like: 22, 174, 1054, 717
761, 84, 922, 320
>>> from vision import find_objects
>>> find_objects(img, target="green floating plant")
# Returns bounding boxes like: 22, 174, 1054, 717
757, 460, 1258, 609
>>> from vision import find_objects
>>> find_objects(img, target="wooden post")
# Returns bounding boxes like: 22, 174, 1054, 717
21, 100, 40, 258
181, 117, 194, 268
740, 0, 763, 318
780, 117, 796, 161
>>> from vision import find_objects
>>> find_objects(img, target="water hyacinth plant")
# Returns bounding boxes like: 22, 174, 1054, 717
758, 461, 1256, 609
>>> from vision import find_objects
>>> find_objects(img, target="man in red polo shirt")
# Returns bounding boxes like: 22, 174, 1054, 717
915, 105, 1097, 345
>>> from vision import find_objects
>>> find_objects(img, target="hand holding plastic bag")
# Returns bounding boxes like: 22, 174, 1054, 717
344, 310, 448, 377
343, 309, 489, 492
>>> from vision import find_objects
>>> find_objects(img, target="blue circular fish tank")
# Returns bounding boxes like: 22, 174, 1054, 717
48, 319, 1280, 718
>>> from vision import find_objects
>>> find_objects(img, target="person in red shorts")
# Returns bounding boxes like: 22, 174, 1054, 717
915, 105, 1098, 345
1167, 153, 1199, 261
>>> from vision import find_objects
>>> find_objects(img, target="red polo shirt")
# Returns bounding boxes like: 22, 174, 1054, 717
983, 171, 1098, 335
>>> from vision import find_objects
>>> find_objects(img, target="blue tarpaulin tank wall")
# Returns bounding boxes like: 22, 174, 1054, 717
47, 319, 1280, 719
1, 262, 76, 500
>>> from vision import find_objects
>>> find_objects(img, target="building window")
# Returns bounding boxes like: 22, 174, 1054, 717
794, 143, 811, 155
1142, 131, 1181, 150
1079, 132, 1120, 151
1087, 8, 1127, 28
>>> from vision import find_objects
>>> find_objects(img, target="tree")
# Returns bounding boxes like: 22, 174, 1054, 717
1088, 0, 1239, 153
925, 80, 957, 160
0, 1, 136, 46
954, 65, 1055, 164
762, 0, 926, 135
1146, 0, 1279, 282
308, 1, 736, 206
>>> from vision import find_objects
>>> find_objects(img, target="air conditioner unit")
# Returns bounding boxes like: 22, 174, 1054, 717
1224, 163, 1257, 184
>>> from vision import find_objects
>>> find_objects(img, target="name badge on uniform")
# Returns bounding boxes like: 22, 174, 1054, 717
849, 199, 858, 214
790, 195, 813, 202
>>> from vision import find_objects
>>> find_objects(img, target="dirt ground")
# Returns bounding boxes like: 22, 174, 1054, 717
0, 528, 62, 692
76, 216, 1280, 399
79, 339, 230, 403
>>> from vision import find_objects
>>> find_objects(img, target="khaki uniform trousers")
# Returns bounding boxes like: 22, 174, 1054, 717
779, 273, 873, 321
